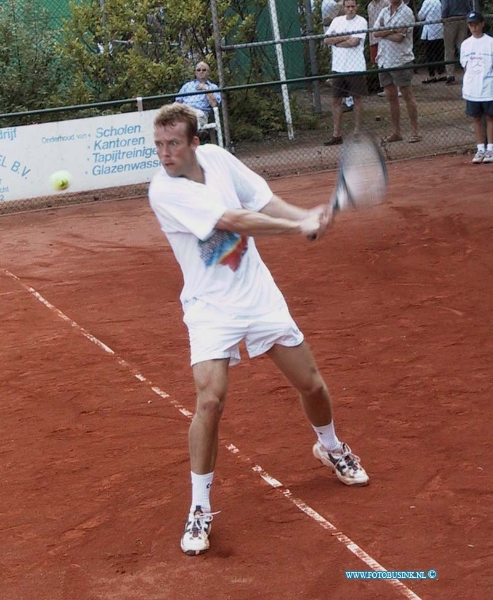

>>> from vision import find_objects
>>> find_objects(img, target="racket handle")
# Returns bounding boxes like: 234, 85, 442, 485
307, 201, 339, 241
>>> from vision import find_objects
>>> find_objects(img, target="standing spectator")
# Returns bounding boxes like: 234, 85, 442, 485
460, 12, 493, 163
374, 0, 421, 143
323, 0, 368, 145
176, 62, 221, 128
418, 0, 446, 83
322, 0, 355, 112
442, 0, 472, 85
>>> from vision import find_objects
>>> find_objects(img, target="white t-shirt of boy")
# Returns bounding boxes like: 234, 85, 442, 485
460, 33, 493, 102
327, 14, 368, 73
148, 145, 287, 316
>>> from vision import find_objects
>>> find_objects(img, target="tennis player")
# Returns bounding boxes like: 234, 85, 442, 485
148, 103, 369, 556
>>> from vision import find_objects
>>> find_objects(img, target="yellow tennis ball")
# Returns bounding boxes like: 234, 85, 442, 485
50, 170, 72, 191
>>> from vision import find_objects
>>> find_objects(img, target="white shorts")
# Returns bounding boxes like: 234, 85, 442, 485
183, 300, 304, 366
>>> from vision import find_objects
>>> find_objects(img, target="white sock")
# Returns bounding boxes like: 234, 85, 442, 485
477, 144, 486, 152
312, 422, 342, 453
190, 471, 214, 515
487, 144, 493, 152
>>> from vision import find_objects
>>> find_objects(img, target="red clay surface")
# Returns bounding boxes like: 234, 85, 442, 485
1, 154, 492, 600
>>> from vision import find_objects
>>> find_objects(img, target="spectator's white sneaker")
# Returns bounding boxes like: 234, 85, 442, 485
180, 506, 214, 555
482, 150, 493, 163
313, 441, 369, 486
472, 150, 485, 163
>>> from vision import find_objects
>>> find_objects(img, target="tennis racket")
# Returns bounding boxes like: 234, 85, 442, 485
326, 133, 388, 215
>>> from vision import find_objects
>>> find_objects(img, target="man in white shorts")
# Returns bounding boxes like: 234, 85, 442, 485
148, 103, 369, 557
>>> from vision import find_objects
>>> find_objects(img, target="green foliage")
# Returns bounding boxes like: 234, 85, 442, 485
2, 0, 319, 139
0, 0, 65, 117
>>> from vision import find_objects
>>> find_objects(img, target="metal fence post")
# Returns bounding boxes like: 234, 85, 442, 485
210, 0, 232, 151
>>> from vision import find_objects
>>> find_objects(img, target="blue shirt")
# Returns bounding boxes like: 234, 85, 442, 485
176, 80, 221, 114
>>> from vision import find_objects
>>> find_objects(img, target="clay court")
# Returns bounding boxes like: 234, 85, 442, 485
1, 154, 492, 599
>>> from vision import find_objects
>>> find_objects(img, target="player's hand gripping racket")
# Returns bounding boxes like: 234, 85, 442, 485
310, 133, 388, 239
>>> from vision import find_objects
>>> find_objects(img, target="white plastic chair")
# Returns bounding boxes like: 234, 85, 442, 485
199, 106, 224, 148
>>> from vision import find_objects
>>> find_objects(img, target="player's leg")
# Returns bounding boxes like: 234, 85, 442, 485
190, 358, 229, 475
181, 358, 229, 556
180, 300, 243, 555
268, 340, 332, 425
267, 341, 369, 486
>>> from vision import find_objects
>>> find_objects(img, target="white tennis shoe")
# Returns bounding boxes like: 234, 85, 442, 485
180, 506, 214, 556
472, 150, 485, 164
313, 441, 369, 486
483, 150, 493, 164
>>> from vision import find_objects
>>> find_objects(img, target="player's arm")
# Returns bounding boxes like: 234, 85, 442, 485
215, 205, 329, 239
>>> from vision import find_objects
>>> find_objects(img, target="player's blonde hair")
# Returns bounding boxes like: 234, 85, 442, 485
154, 103, 198, 142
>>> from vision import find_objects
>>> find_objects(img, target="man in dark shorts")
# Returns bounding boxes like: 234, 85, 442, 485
374, 0, 421, 143
323, 0, 368, 145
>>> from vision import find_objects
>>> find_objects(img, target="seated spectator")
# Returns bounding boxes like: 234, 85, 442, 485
176, 62, 221, 128
418, 0, 446, 83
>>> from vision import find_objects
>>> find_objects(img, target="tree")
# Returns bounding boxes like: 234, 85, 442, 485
0, 0, 65, 118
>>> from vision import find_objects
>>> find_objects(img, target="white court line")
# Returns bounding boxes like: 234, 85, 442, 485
3, 268, 422, 600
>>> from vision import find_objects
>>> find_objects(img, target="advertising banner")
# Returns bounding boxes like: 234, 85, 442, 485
0, 109, 160, 202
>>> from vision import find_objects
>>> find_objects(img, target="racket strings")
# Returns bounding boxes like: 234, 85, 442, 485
337, 137, 388, 209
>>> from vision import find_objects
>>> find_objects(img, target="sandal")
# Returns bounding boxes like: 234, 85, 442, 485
323, 136, 343, 146
408, 135, 422, 143
382, 134, 403, 143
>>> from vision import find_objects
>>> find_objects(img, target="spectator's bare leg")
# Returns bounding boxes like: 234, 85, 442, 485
332, 96, 343, 138
400, 85, 420, 138
385, 84, 401, 138
353, 96, 364, 135
473, 116, 485, 145
486, 116, 493, 145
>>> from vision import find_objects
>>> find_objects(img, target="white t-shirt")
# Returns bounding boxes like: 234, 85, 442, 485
327, 14, 368, 73
148, 145, 287, 316
460, 33, 493, 102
